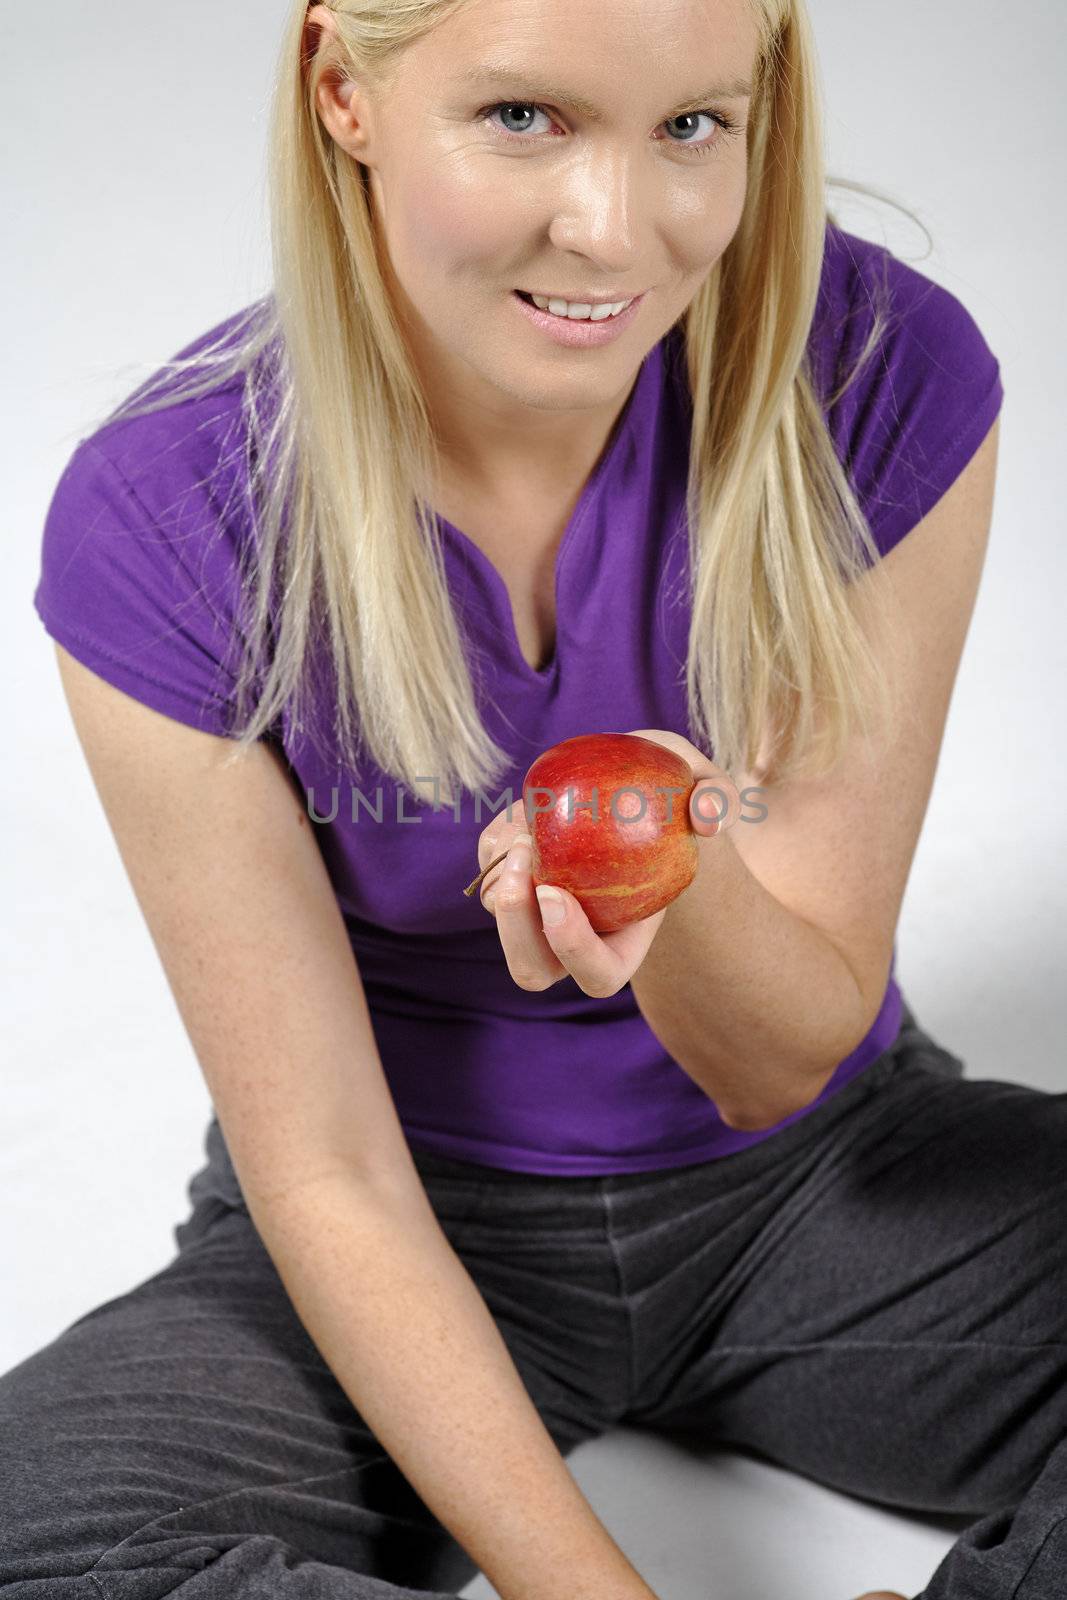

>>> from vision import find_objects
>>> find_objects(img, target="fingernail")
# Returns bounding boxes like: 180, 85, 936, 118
693, 786, 725, 831
508, 837, 531, 873
535, 886, 566, 927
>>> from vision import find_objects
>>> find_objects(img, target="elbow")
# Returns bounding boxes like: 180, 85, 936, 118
716, 1066, 839, 1134
717, 1099, 794, 1133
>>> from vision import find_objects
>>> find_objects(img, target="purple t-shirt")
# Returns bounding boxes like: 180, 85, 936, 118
33, 224, 1004, 1175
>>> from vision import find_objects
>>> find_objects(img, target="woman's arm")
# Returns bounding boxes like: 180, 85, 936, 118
53, 643, 657, 1600
630, 416, 1002, 1130
260, 1178, 654, 1600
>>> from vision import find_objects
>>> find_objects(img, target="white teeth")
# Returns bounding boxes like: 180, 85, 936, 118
529, 293, 634, 321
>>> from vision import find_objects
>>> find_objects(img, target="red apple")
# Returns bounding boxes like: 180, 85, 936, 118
522, 733, 699, 934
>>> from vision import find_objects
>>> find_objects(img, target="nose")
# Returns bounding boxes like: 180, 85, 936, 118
544, 146, 646, 273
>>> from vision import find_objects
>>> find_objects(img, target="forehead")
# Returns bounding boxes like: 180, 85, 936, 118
418, 0, 763, 86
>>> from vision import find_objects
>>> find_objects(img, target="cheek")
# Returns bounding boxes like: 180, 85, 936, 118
667, 167, 749, 271
403, 165, 511, 276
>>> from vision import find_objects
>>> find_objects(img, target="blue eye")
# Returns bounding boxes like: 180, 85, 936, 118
477, 100, 743, 159
482, 103, 556, 140
662, 110, 740, 155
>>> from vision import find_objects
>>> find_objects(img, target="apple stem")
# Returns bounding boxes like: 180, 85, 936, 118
462, 850, 510, 898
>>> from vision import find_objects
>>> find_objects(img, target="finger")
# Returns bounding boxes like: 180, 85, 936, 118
533, 888, 666, 1000
477, 816, 530, 907
493, 834, 567, 990
690, 771, 741, 835
479, 834, 529, 912
477, 817, 518, 874
479, 850, 511, 912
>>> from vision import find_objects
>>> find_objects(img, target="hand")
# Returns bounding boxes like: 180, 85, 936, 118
463, 729, 739, 1000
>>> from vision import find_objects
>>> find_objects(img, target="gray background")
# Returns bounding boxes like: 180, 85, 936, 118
3, 2, 1064, 1596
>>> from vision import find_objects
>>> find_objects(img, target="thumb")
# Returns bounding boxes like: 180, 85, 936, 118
689, 772, 739, 836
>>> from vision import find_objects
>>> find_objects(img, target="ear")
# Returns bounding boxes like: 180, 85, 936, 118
302, 5, 354, 107
302, 5, 367, 155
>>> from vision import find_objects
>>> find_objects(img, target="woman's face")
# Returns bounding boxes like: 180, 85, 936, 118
310, 0, 759, 438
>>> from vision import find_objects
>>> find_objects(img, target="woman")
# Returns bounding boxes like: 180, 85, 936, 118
5, 0, 1059, 1597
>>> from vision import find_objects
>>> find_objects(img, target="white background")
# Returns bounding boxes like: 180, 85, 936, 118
3, 3, 1064, 1596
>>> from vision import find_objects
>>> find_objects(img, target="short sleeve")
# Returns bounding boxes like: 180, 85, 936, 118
33, 433, 253, 738
813, 228, 1005, 565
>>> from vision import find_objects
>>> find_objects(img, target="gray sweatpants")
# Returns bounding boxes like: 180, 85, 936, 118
1, 1000, 1064, 1599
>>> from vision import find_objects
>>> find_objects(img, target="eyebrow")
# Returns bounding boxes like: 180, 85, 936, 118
457, 64, 753, 119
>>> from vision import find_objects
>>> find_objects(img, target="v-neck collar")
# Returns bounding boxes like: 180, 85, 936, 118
434, 340, 659, 684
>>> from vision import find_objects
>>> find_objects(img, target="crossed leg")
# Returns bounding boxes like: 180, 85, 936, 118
0, 1186, 615, 1599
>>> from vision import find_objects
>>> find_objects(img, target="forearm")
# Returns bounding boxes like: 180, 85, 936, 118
629, 829, 868, 1131
249, 1173, 657, 1600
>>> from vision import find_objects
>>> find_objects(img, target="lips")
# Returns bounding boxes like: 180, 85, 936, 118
511, 287, 643, 345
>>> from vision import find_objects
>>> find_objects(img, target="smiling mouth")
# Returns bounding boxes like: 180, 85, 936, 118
513, 290, 645, 330
515, 290, 638, 307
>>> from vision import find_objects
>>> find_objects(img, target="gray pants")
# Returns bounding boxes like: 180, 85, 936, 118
1, 1001, 1065, 1599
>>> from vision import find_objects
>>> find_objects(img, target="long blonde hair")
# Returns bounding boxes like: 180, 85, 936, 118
93, 0, 915, 801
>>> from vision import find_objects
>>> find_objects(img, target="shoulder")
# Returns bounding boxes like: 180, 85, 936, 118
42, 299, 277, 598
809, 222, 1005, 560
810, 222, 1001, 395
84, 299, 272, 511
34, 300, 278, 737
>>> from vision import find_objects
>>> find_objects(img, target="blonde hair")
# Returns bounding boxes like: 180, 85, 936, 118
94, 0, 917, 801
